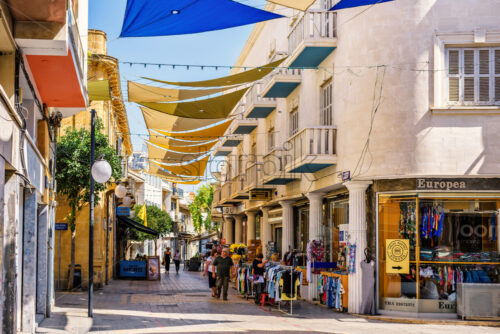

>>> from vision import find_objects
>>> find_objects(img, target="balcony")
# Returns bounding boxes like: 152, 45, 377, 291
244, 82, 277, 118
288, 10, 337, 68
262, 68, 302, 98
284, 126, 337, 173
262, 149, 300, 185
213, 146, 233, 157
231, 112, 258, 135
230, 175, 249, 200
212, 187, 222, 207
15, 1, 88, 112
221, 136, 243, 147
244, 163, 274, 191
25, 134, 46, 196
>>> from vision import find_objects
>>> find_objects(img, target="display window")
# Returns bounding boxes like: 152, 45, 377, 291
378, 194, 500, 313
324, 197, 348, 262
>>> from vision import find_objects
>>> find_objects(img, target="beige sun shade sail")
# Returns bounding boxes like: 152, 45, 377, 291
147, 143, 209, 165
154, 119, 232, 139
143, 58, 286, 87
148, 161, 203, 184
149, 157, 209, 177
88, 80, 111, 101
148, 129, 218, 148
140, 87, 248, 119
129, 81, 230, 102
267, 0, 316, 11
149, 138, 218, 153
142, 106, 227, 132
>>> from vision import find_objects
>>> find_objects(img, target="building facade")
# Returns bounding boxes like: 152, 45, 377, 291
212, 0, 500, 317
55, 29, 132, 291
0, 0, 89, 332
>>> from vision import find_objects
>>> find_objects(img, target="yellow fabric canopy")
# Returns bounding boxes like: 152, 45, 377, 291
148, 129, 218, 148
140, 87, 248, 119
88, 80, 111, 101
141, 107, 226, 132
154, 119, 232, 139
150, 157, 209, 177
147, 143, 209, 164
129, 81, 229, 102
268, 0, 316, 11
143, 58, 285, 87
148, 139, 218, 153
149, 161, 203, 184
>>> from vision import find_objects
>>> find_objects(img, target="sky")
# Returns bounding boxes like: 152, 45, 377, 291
88, 0, 272, 192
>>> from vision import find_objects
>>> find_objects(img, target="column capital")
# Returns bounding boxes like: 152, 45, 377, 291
279, 200, 295, 208
260, 206, 270, 214
306, 192, 325, 202
245, 210, 258, 218
233, 215, 243, 223
344, 180, 372, 192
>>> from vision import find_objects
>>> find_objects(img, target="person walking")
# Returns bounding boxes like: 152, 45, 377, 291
213, 248, 233, 301
163, 247, 172, 274
173, 248, 181, 274
203, 249, 217, 297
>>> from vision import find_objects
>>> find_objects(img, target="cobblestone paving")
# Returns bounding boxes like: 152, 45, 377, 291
37, 265, 500, 334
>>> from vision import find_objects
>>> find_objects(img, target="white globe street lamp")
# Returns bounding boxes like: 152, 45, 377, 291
91, 158, 112, 184
114, 184, 127, 198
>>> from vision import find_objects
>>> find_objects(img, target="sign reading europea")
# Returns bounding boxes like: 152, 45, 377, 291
416, 178, 500, 191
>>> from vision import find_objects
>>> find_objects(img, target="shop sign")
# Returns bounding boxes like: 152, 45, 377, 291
342, 171, 351, 181
55, 223, 68, 231
385, 239, 410, 274
416, 177, 500, 191
381, 298, 456, 313
116, 207, 131, 216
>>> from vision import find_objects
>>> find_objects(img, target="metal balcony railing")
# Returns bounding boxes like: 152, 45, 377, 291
288, 10, 337, 56
250, 82, 277, 104
67, 5, 85, 85
284, 126, 337, 166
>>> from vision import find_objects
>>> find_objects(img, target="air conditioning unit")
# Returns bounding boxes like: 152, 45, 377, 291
457, 283, 500, 320
249, 190, 271, 201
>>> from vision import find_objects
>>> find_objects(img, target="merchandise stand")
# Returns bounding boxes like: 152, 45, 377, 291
242, 262, 255, 300
269, 260, 297, 315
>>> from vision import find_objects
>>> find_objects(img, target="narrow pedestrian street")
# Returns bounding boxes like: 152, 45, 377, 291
36, 266, 499, 334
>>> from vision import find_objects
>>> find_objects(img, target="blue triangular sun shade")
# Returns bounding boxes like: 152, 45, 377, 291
330, 0, 394, 11
120, 0, 284, 37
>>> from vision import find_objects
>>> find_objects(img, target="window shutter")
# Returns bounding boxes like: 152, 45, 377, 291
464, 50, 475, 75
464, 77, 475, 101
496, 50, 500, 101
495, 50, 500, 75
479, 77, 490, 102
449, 77, 459, 101
479, 50, 489, 75
448, 50, 459, 74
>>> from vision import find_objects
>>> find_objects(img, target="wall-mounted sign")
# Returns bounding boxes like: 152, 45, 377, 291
55, 223, 68, 231
249, 190, 271, 201
223, 206, 235, 214
116, 207, 131, 216
342, 171, 351, 181
415, 178, 500, 191
385, 239, 410, 274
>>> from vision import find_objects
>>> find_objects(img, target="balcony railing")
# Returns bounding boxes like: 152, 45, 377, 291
25, 134, 46, 195
221, 182, 231, 203
250, 82, 277, 105
67, 6, 85, 85
288, 10, 337, 56
284, 126, 337, 172
262, 148, 299, 184
231, 174, 246, 198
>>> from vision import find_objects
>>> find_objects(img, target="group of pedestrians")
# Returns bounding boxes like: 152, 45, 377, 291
162, 247, 182, 274
203, 248, 234, 300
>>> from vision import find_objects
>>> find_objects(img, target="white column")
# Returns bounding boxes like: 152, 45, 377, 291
234, 215, 243, 244
345, 180, 372, 314
223, 216, 233, 245
280, 200, 294, 254
306, 192, 325, 301
260, 207, 271, 256
246, 211, 257, 242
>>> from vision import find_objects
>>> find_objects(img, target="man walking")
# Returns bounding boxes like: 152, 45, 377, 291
212, 248, 233, 301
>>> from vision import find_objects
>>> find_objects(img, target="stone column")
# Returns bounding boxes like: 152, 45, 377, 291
306, 192, 325, 301
280, 201, 294, 254
223, 216, 234, 245
344, 180, 372, 314
36, 205, 49, 316
245, 211, 257, 242
22, 189, 38, 332
234, 215, 243, 244
260, 207, 271, 256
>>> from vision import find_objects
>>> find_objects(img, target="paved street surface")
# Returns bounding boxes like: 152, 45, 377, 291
37, 266, 499, 334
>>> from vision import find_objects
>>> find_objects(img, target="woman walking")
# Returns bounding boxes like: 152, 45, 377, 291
203, 249, 217, 297
173, 248, 181, 274
163, 247, 171, 274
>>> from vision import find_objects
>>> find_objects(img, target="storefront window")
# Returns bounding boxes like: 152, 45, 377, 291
325, 197, 348, 262
378, 194, 500, 313
255, 214, 261, 240
295, 207, 309, 253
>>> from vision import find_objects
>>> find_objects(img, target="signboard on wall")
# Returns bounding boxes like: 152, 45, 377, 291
55, 223, 68, 231
385, 239, 410, 274
116, 207, 131, 216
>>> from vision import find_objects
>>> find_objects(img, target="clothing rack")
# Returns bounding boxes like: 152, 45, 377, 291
267, 262, 298, 314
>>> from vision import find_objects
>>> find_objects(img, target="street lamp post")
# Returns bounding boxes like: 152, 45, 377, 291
88, 109, 112, 318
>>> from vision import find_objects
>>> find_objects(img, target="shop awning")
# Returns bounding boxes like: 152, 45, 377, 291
140, 88, 248, 119
330, 0, 394, 10
268, 0, 315, 11
144, 59, 285, 87
142, 107, 230, 134
119, 0, 283, 37
88, 80, 111, 101
118, 216, 159, 236
129, 82, 229, 102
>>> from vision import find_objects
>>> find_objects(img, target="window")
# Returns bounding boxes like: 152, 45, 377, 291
321, 81, 333, 125
447, 47, 500, 105
268, 127, 275, 151
289, 108, 299, 137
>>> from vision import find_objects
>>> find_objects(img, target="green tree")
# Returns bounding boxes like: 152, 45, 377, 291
131, 204, 172, 241
188, 184, 214, 233
56, 119, 122, 290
